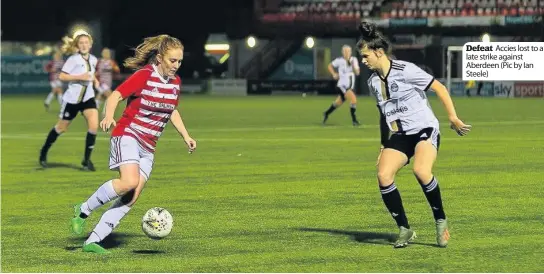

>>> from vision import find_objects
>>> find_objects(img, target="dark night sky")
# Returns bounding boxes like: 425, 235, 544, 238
2, 0, 254, 50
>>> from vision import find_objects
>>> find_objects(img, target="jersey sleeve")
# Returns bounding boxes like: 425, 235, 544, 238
404, 63, 434, 91
331, 58, 341, 68
61, 56, 77, 74
116, 69, 150, 98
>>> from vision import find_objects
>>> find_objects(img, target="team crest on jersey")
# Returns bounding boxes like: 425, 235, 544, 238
172, 86, 179, 94
391, 82, 399, 92
152, 87, 159, 93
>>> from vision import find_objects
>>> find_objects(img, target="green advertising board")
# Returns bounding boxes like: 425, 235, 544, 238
2, 55, 52, 93
269, 48, 315, 80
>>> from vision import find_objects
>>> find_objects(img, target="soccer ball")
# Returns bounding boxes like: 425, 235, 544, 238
142, 207, 173, 240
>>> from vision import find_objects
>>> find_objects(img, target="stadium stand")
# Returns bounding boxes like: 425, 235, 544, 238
260, 0, 543, 21
261, 0, 386, 22
385, 0, 544, 18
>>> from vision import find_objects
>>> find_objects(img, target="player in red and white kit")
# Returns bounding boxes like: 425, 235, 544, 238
69, 34, 196, 254
95, 47, 120, 114
43, 51, 65, 110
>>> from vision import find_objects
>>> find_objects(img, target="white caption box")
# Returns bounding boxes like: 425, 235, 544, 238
462, 42, 544, 81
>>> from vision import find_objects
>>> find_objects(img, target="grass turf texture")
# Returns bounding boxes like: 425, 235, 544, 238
2, 94, 543, 272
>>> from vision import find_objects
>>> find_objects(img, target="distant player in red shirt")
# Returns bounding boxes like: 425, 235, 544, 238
43, 51, 65, 110
70, 34, 196, 254
95, 47, 120, 114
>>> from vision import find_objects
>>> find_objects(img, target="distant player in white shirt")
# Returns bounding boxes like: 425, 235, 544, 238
322, 45, 361, 126
357, 21, 471, 248
39, 30, 100, 171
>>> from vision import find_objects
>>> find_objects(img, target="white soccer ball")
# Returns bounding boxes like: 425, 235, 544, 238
142, 207, 173, 240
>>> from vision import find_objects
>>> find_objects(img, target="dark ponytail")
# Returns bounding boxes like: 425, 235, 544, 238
356, 21, 392, 55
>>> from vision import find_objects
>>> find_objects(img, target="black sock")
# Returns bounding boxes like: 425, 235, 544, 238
350, 104, 358, 122
40, 128, 61, 158
84, 132, 97, 162
419, 176, 446, 221
324, 103, 337, 116
380, 183, 410, 228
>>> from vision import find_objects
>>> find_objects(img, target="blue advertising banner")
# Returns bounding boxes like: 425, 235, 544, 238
1, 55, 51, 93
268, 48, 314, 80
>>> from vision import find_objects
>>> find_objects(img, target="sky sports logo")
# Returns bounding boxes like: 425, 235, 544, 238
514, 82, 544, 97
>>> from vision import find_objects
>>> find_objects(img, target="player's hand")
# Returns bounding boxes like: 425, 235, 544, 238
100, 116, 116, 132
376, 145, 384, 166
184, 137, 197, 154
449, 117, 471, 136
332, 73, 339, 80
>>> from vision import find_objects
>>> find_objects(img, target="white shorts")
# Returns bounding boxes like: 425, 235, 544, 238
337, 76, 356, 93
109, 136, 155, 182
97, 83, 111, 94
50, 80, 62, 89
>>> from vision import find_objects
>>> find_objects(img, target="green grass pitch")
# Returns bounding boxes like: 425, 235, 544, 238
2, 94, 543, 272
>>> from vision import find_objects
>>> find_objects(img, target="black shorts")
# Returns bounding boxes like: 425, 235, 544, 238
59, 98, 97, 121
384, 127, 440, 160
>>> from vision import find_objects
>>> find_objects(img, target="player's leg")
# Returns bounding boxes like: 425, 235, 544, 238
82, 150, 154, 254
95, 84, 105, 109
71, 136, 141, 236
39, 102, 75, 167
44, 87, 55, 111
412, 128, 449, 247
345, 89, 360, 126
323, 87, 345, 124
81, 100, 99, 171
101, 90, 112, 117
54, 87, 63, 105
377, 135, 416, 248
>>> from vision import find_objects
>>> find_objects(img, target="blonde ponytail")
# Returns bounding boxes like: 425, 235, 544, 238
124, 34, 183, 71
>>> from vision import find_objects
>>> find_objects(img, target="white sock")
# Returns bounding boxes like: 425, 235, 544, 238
44, 92, 55, 104
85, 198, 131, 245
95, 99, 102, 109
57, 94, 63, 104
80, 180, 119, 216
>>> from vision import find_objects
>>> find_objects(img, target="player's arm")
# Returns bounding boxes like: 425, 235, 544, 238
103, 91, 123, 114
328, 62, 338, 79
170, 109, 196, 152
112, 60, 121, 73
59, 72, 90, 81
352, 57, 360, 75
429, 80, 472, 136
59, 57, 90, 81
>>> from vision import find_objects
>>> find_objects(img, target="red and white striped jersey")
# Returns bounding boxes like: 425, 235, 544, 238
96, 58, 119, 86
112, 64, 181, 152
45, 60, 65, 81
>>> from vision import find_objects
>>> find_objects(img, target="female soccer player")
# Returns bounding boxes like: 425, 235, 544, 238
69, 34, 196, 254
95, 47, 121, 114
357, 21, 471, 248
43, 51, 65, 110
322, 45, 361, 126
39, 30, 100, 171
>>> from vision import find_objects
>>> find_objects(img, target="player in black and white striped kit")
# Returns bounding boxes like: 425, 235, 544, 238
357, 21, 471, 248
39, 30, 100, 171
322, 45, 361, 126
